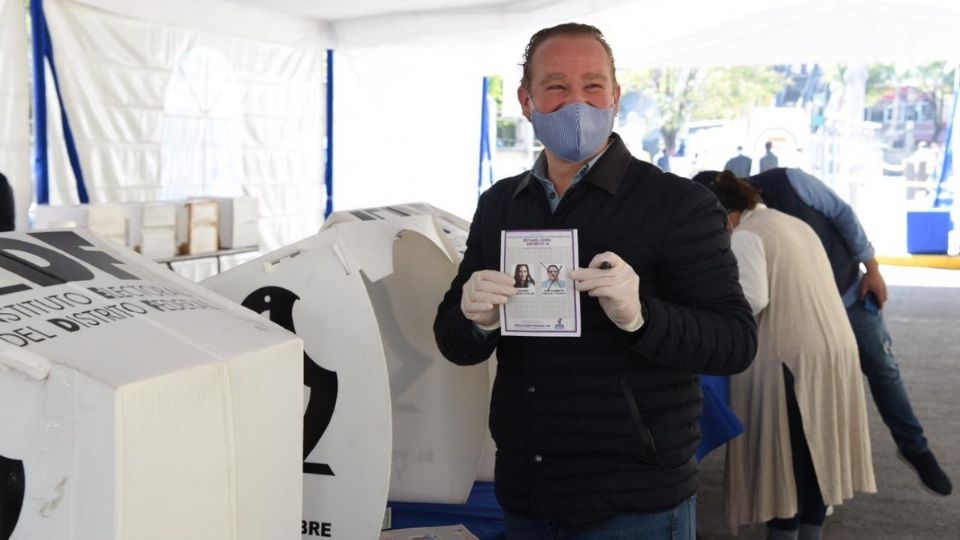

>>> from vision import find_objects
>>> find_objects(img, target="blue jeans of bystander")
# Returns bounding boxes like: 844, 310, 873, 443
846, 298, 927, 454
504, 496, 696, 540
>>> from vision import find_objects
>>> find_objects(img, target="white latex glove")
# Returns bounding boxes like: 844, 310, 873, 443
460, 270, 517, 330
570, 252, 643, 332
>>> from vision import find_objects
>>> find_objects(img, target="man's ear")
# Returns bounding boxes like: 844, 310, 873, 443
518, 86, 532, 121
613, 83, 622, 114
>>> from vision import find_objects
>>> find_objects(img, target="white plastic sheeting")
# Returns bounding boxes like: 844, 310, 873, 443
0, 0, 31, 230
20, 0, 960, 249
216, 0, 960, 65
226, 0, 629, 26
607, 0, 960, 66
332, 46, 487, 221
325, 0, 631, 50
43, 62, 79, 207
44, 0, 633, 228
42, 0, 328, 250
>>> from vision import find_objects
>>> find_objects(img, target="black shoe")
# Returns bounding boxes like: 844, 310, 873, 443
898, 450, 953, 496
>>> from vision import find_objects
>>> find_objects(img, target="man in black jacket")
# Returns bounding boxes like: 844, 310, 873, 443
434, 23, 757, 538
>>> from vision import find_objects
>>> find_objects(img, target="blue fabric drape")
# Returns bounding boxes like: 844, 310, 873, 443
478, 77, 493, 197
935, 89, 957, 208
324, 49, 334, 218
30, 0, 89, 204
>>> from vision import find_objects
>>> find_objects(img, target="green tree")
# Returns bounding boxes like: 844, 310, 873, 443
620, 66, 784, 151
860, 62, 956, 141
487, 75, 504, 115
908, 62, 956, 141
863, 63, 900, 104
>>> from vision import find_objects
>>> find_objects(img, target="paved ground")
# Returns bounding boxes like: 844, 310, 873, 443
696, 266, 960, 539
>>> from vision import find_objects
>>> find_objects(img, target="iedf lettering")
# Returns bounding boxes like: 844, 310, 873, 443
0, 231, 137, 296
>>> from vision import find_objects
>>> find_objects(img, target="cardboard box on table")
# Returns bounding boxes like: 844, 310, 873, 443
199, 197, 260, 249
120, 203, 178, 259
0, 230, 303, 540
203, 206, 489, 539
33, 204, 127, 246
176, 200, 219, 255
323, 203, 497, 483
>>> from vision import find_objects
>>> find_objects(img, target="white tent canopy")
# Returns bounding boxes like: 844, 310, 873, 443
609, 0, 960, 66
214, 0, 960, 65
1, 0, 958, 250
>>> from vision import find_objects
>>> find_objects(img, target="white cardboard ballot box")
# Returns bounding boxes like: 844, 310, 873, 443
203, 206, 490, 540
322, 202, 470, 260
322, 203, 497, 483
203, 229, 393, 540
0, 229, 303, 540
319, 209, 490, 502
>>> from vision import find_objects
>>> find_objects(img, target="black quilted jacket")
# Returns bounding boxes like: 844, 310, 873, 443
434, 134, 757, 526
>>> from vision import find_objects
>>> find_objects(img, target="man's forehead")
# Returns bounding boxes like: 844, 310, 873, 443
529, 36, 614, 82
536, 33, 604, 53
539, 72, 610, 82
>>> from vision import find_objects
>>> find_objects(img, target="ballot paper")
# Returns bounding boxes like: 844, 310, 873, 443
499, 229, 580, 337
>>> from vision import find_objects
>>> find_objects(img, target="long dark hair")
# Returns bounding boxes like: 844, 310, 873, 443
514, 264, 532, 287
708, 170, 762, 212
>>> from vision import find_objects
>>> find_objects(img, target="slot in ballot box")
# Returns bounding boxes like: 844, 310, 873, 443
0, 230, 303, 540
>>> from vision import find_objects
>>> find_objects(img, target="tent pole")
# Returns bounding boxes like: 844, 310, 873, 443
478, 77, 492, 197
324, 49, 334, 218
30, 0, 48, 205
30, 0, 89, 205
934, 65, 959, 208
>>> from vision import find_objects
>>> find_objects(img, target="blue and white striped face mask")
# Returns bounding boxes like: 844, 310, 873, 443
531, 101, 616, 163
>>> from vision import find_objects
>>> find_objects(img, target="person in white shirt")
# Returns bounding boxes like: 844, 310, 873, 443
707, 171, 876, 540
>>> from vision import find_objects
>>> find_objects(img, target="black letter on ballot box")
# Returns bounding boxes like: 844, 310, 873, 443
0, 454, 25, 540
30, 231, 137, 280
0, 237, 95, 294
241, 286, 338, 476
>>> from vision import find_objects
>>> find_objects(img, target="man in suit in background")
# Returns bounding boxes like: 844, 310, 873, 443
724, 146, 752, 177
656, 145, 672, 172
759, 141, 779, 172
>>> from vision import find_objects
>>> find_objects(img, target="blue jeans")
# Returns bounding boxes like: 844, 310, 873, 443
504, 496, 696, 540
846, 298, 927, 455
